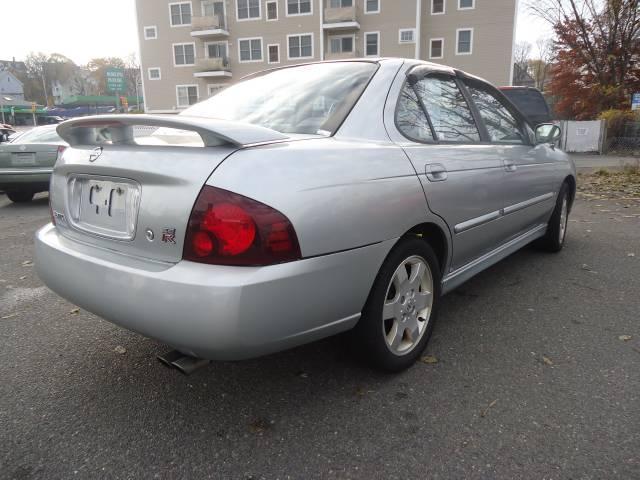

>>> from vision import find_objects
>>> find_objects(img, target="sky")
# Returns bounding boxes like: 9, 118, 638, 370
0, 0, 552, 65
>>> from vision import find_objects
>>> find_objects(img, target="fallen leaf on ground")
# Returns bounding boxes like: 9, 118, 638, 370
619, 335, 632, 342
114, 345, 127, 354
248, 418, 270, 434
1, 313, 17, 319
19, 276, 27, 280
21, 260, 33, 267
296, 371, 309, 378
628, 253, 636, 257
421, 355, 438, 365
542, 356, 554, 366
69, 308, 80, 315
480, 399, 498, 418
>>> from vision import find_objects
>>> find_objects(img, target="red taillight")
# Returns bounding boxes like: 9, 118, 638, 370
56, 145, 67, 162
184, 186, 301, 266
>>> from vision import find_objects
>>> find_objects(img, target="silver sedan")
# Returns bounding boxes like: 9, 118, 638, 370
35, 59, 575, 372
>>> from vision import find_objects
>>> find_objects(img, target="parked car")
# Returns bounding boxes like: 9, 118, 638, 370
0, 125, 67, 202
35, 59, 574, 372
499, 86, 553, 127
37, 115, 65, 125
0, 123, 16, 143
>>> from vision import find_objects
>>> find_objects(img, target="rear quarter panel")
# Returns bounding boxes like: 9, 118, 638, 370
207, 137, 438, 258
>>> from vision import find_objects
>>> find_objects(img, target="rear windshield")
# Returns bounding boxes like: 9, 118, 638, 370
501, 89, 550, 117
183, 62, 378, 136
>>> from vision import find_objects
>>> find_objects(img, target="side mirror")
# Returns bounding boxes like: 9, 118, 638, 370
535, 123, 561, 145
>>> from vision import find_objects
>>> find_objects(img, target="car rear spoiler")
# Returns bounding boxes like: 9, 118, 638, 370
56, 114, 289, 148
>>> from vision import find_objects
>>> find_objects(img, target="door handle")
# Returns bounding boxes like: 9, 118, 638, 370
425, 163, 448, 182
503, 159, 517, 172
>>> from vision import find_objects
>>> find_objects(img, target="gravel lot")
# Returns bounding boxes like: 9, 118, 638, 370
1, 192, 639, 479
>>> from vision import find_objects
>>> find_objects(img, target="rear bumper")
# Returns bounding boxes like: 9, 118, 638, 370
0, 168, 52, 190
35, 224, 393, 360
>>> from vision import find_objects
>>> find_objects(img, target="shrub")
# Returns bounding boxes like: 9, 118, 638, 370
599, 109, 639, 138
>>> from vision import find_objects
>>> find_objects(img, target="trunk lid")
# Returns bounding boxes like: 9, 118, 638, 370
0, 143, 59, 168
51, 115, 289, 263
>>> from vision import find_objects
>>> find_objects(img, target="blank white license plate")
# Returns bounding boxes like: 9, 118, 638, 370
67, 176, 141, 240
12, 153, 36, 166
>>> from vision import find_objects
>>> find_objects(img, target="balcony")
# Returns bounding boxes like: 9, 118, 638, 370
323, 5, 360, 31
190, 14, 229, 38
325, 50, 360, 60
193, 57, 232, 78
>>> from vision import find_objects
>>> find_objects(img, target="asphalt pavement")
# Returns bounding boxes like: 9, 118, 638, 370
0, 192, 639, 480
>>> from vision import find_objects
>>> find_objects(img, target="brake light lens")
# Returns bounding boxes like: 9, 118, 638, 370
184, 186, 301, 266
56, 145, 67, 163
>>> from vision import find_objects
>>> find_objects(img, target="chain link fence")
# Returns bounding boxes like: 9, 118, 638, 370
605, 121, 640, 156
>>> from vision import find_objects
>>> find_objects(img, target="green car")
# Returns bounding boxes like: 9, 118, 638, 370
0, 125, 67, 203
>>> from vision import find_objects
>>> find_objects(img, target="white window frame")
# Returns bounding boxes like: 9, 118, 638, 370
429, 38, 444, 59
329, 35, 355, 53
200, 0, 226, 17
143, 25, 157, 40
431, 0, 445, 15
172, 42, 196, 66
398, 29, 416, 44
236, 0, 262, 21
363, 31, 380, 57
364, 0, 380, 14
267, 43, 281, 64
207, 84, 225, 97
176, 84, 199, 108
266, 0, 278, 20
329, 0, 353, 7
204, 41, 228, 59
456, 28, 473, 55
147, 67, 161, 81
168, 2, 192, 27
287, 33, 314, 60
237, 36, 264, 63
286, 0, 313, 17
458, 0, 475, 10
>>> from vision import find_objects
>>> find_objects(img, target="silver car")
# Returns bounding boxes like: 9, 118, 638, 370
35, 59, 575, 372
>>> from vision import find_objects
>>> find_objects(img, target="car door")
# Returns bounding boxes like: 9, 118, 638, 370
393, 69, 510, 271
463, 78, 559, 240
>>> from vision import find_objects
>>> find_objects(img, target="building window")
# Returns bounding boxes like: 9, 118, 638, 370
329, 0, 352, 6
266, 1, 278, 20
169, 2, 192, 26
430, 38, 444, 59
399, 29, 415, 44
330, 36, 354, 53
431, 0, 445, 14
207, 84, 225, 97
176, 85, 199, 107
459, 0, 475, 9
206, 42, 227, 59
287, 0, 312, 16
365, 0, 380, 13
173, 43, 196, 65
238, 37, 263, 62
144, 26, 157, 40
288, 34, 313, 59
268, 44, 280, 63
364, 32, 380, 56
237, 0, 260, 20
148, 68, 161, 80
456, 29, 473, 55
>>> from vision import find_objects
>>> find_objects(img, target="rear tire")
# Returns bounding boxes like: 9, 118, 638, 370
6, 191, 34, 203
536, 183, 570, 253
353, 237, 441, 373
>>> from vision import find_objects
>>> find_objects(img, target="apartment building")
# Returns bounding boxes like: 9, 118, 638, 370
135, 0, 518, 112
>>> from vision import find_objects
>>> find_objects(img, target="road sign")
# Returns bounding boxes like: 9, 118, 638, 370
106, 68, 125, 93
31, 102, 37, 113
632, 93, 640, 111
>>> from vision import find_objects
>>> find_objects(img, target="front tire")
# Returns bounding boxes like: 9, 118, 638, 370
536, 183, 570, 253
353, 237, 441, 372
6, 191, 35, 203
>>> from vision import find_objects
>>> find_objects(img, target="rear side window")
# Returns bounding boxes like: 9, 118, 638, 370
466, 84, 526, 144
396, 83, 434, 142
501, 89, 550, 117
415, 76, 480, 143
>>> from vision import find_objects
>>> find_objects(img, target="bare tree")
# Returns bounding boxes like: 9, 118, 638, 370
514, 41, 533, 74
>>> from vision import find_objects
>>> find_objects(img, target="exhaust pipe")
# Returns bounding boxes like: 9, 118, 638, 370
157, 350, 210, 375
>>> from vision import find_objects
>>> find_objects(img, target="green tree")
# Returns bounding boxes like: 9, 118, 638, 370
87, 57, 126, 95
